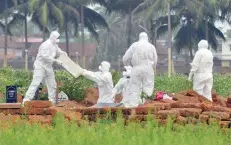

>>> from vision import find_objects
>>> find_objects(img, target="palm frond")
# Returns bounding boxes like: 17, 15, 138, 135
80, 6, 109, 30
31, 13, 49, 33
8, 13, 25, 30
84, 18, 99, 41
49, 3, 64, 29
0, 21, 13, 36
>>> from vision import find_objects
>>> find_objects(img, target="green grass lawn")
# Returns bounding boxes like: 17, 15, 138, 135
0, 114, 230, 145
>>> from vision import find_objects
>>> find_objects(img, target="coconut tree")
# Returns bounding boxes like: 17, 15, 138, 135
0, 0, 19, 67
153, 3, 225, 60
104, 0, 145, 47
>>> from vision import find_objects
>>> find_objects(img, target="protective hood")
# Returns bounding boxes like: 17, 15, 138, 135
123, 66, 132, 77
49, 31, 60, 44
99, 61, 111, 72
198, 40, 208, 50
139, 32, 148, 41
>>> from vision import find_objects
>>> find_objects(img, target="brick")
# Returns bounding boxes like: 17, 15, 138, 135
186, 90, 211, 102
136, 106, 163, 115
20, 107, 46, 115
219, 121, 231, 128
200, 102, 213, 111
17, 94, 23, 103
171, 108, 202, 118
0, 109, 20, 115
227, 98, 231, 104
81, 107, 117, 115
173, 94, 200, 103
202, 105, 231, 113
83, 88, 99, 105
213, 96, 227, 107
142, 103, 171, 110
157, 110, 180, 119
227, 103, 231, 108
199, 114, 209, 123
171, 102, 201, 108
28, 115, 52, 124
175, 116, 187, 125
160, 99, 176, 104
24, 101, 52, 108
0, 103, 21, 109
202, 111, 230, 120
45, 107, 57, 116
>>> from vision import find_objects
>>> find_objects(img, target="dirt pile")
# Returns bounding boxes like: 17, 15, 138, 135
81, 90, 231, 128
0, 89, 230, 128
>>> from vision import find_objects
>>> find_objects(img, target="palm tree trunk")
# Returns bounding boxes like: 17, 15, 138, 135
23, 11, 28, 57
205, 20, 208, 41
167, 1, 172, 77
127, 5, 132, 47
3, 0, 8, 68
42, 25, 45, 41
65, 22, 69, 56
81, 6, 85, 69
150, 19, 154, 45
105, 38, 108, 60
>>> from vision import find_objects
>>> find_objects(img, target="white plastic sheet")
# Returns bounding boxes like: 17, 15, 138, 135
57, 53, 83, 78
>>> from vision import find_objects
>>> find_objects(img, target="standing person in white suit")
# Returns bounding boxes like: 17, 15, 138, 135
123, 32, 158, 107
23, 31, 67, 105
188, 40, 213, 101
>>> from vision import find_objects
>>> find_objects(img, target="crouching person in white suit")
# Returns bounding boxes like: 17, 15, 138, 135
188, 40, 213, 101
82, 61, 115, 106
112, 66, 137, 108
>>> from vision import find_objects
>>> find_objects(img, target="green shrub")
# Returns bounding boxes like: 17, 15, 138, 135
0, 68, 231, 102
155, 73, 192, 94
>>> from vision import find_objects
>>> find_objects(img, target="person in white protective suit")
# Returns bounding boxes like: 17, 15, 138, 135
23, 31, 67, 105
82, 61, 114, 104
123, 32, 158, 107
112, 66, 134, 107
188, 40, 213, 101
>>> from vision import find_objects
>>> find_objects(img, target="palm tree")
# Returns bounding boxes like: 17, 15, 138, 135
153, 2, 225, 60
104, 0, 145, 47
0, 0, 18, 67
26, 0, 75, 41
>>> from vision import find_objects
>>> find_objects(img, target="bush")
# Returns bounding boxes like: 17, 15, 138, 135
0, 68, 231, 102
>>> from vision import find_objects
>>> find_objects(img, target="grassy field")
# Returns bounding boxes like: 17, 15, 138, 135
0, 114, 230, 145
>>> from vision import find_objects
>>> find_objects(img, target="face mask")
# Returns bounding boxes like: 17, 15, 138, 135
56, 39, 60, 43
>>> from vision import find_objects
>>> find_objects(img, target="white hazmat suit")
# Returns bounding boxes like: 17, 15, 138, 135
123, 32, 158, 107
112, 66, 133, 107
82, 61, 114, 103
23, 31, 66, 104
188, 40, 213, 101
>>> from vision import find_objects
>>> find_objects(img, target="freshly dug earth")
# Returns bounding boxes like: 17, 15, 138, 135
0, 89, 231, 128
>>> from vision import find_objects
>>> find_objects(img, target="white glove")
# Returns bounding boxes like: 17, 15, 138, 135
81, 69, 87, 75
188, 72, 193, 81
54, 59, 63, 65
61, 51, 67, 56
